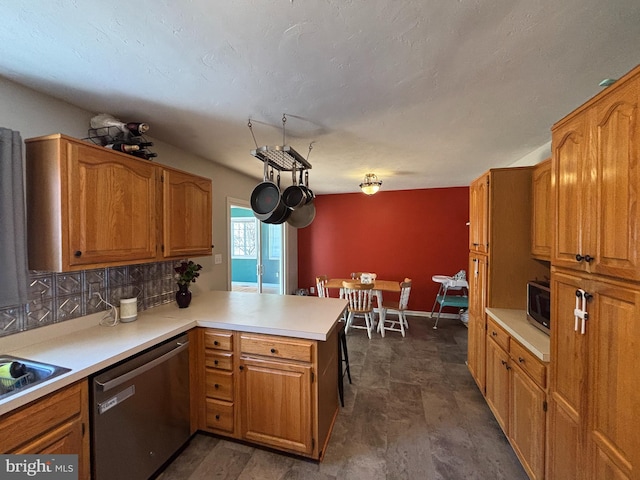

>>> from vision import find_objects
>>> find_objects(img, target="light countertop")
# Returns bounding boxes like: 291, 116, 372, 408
485, 308, 550, 362
0, 291, 347, 416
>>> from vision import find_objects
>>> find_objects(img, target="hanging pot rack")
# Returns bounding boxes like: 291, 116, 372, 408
248, 114, 313, 172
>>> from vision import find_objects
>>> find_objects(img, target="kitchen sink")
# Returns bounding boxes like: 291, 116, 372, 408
0, 355, 71, 401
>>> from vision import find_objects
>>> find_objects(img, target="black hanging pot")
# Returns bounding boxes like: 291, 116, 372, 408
251, 165, 290, 223
282, 163, 308, 209
300, 170, 314, 204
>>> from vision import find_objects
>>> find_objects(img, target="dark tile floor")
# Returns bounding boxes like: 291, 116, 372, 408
157, 317, 528, 480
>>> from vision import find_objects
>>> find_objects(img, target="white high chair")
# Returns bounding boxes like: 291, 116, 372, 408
430, 270, 469, 329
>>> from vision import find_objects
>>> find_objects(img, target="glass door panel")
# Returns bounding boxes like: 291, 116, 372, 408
229, 201, 283, 294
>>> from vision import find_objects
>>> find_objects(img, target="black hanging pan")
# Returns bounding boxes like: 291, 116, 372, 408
301, 170, 314, 204
282, 162, 307, 209
251, 163, 289, 223
264, 170, 292, 224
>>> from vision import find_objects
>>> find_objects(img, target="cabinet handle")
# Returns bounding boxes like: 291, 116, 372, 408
584, 254, 594, 263
74, 250, 82, 257
501, 360, 507, 366
214, 340, 219, 346
215, 414, 220, 420
239, 365, 244, 371
575, 253, 584, 262
584, 292, 593, 301
506, 365, 511, 370
270, 348, 276, 354
214, 383, 219, 389
491, 331, 498, 337
518, 357, 525, 363
214, 360, 219, 365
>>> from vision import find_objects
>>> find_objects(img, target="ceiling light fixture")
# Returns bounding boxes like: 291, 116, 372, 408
599, 78, 617, 87
359, 173, 382, 195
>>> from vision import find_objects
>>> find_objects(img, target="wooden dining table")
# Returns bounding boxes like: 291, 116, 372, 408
324, 278, 401, 293
324, 278, 401, 315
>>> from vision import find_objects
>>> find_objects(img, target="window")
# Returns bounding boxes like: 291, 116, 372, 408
231, 218, 257, 259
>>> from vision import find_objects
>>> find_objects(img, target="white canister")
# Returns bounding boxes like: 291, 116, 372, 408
120, 298, 138, 323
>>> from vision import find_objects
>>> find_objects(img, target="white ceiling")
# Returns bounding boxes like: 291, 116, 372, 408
1, 1, 639, 194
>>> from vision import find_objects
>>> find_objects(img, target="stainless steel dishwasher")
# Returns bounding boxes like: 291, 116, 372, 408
91, 333, 190, 480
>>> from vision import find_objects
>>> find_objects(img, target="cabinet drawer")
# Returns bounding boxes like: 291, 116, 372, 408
204, 330, 234, 351
487, 319, 510, 351
205, 370, 234, 402
510, 341, 547, 388
0, 381, 83, 452
240, 334, 314, 363
205, 398, 234, 433
205, 351, 233, 371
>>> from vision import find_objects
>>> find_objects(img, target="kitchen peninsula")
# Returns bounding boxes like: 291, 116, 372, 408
0, 291, 347, 470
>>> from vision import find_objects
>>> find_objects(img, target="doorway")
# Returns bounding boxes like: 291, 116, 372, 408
228, 199, 284, 294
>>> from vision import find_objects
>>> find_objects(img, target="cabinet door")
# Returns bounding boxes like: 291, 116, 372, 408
469, 173, 489, 253
239, 357, 313, 455
531, 158, 552, 260
547, 270, 589, 480
552, 113, 593, 271
510, 365, 546, 480
162, 168, 212, 258
485, 338, 510, 433
591, 80, 640, 281
467, 253, 487, 392
586, 279, 640, 480
67, 141, 158, 266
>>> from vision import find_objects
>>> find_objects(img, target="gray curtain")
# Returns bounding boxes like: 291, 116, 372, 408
0, 128, 28, 307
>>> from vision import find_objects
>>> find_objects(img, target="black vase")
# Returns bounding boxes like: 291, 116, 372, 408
176, 284, 192, 308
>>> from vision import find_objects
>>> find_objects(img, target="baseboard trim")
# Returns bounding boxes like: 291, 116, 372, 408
405, 310, 460, 319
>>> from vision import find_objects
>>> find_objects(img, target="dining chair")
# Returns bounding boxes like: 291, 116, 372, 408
342, 280, 375, 339
378, 278, 412, 337
315, 275, 329, 297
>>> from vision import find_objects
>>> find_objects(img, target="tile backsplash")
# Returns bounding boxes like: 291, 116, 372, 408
0, 261, 178, 338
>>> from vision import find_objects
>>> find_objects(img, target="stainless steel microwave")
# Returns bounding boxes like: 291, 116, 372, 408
526, 281, 551, 335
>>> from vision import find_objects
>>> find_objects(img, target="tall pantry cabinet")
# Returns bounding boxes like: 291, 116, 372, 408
467, 168, 549, 392
547, 64, 640, 480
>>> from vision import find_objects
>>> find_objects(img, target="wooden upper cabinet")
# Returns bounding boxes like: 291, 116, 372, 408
591, 79, 640, 280
162, 168, 212, 258
552, 69, 640, 280
531, 158, 552, 260
26, 134, 212, 271
469, 173, 489, 253
26, 134, 157, 271
67, 141, 158, 267
552, 112, 592, 271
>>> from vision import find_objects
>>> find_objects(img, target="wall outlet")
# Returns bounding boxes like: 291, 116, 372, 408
214, 254, 222, 264
310, 286, 315, 294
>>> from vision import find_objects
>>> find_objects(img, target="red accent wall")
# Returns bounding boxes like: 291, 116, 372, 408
297, 187, 470, 312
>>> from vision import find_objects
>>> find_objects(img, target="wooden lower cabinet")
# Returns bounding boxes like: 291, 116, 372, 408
239, 357, 313, 455
0, 380, 90, 480
485, 336, 511, 432
197, 327, 339, 460
548, 269, 640, 480
484, 319, 547, 480
467, 253, 488, 392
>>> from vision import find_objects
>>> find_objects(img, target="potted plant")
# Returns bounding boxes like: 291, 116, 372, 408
174, 260, 203, 308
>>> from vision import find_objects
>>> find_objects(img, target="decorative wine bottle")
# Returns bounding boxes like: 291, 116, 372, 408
105, 143, 141, 153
